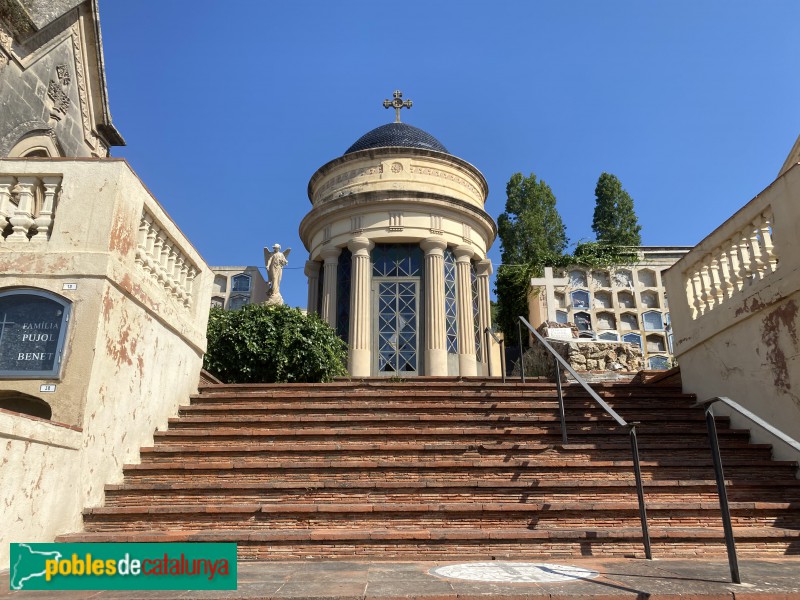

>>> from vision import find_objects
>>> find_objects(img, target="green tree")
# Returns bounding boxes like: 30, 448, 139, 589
591, 172, 642, 247
495, 173, 568, 341
203, 304, 348, 383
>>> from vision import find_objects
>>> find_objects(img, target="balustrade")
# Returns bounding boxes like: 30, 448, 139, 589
135, 208, 199, 307
684, 209, 778, 319
0, 174, 62, 242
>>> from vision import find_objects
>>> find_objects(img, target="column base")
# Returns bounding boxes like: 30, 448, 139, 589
349, 348, 371, 378
425, 348, 448, 376
458, 354, 478, 376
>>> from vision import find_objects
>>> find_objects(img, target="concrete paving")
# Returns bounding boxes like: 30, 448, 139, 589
3, 558, 800, 599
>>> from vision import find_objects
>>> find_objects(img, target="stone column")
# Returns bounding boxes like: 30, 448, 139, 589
304, 260, 321, 315
347, 237, 374, 377
420, 237, 448, 376
454, 245, 477, 376
475, 259, 493, 372
319, 246, 341, 328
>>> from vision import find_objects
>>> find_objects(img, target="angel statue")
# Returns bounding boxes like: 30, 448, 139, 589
264, 243, 291, 305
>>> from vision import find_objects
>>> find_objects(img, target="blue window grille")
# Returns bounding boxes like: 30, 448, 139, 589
444, 248, 458, 354
471, 262, 481, 361
372, 244, 422, 277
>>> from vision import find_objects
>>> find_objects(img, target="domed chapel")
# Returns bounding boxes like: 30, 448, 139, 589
300, 91, 499, 377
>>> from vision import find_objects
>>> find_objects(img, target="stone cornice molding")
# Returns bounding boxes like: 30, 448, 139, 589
308, 146, 489, 204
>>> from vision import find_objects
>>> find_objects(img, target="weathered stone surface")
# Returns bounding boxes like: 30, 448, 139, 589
513, 338, 642, 380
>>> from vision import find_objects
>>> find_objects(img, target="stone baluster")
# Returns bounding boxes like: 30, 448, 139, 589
174, 255, 188, 302
698, 261, 713, 315
686, 275, 699, 319
184, 265, 197, 307
724, 239, 743, 293
716, 245, 735, 300
319, 246, 341, 328
0, 176, 15, 234
689, 271, 705, 318
165, 242, 180, 294
421, 237, 448, 376
475, 259, 493, 371
757, 211, 777, 273
180, 262, 191, 306
453, 245, 477, 376
7, 177, 37, 241
347, 237, 374, 377
304, 260, 321, 315
136, 216, 149, 268
745, 222, 766, 280
708, 255, 725, 306
143, 215, 157, 275
736, 230, 752, 285
32, 176, 60, 240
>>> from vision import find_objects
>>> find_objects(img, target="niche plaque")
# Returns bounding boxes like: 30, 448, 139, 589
0, 290, 70, 378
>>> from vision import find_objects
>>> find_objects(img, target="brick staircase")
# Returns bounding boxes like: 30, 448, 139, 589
60, 378, 800, 560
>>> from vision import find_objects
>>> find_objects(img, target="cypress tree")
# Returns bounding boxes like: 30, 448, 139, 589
591, 172, 642, 247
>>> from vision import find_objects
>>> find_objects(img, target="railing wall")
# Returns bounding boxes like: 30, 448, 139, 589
664, 162, 800, 465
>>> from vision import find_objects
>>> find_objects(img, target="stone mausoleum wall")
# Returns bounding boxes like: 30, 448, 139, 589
0, 158, 212, 569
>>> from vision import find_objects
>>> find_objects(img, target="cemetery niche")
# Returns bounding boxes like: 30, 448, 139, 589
0, 290, 71, 378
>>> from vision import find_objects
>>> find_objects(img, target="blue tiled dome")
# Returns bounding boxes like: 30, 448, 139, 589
345, 122, 449, 155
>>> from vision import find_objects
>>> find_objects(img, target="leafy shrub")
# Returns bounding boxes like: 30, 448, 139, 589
203, 304, 348, 383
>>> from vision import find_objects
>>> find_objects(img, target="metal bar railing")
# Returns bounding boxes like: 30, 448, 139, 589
518, 315, 652, 559
693, 396, 800, 584
484, 327, 506, 383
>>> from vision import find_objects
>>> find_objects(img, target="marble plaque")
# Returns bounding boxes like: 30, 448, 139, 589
0, 293, 69, 377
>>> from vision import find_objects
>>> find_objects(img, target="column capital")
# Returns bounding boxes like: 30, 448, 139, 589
304, 260, 321, 277
420, 237, 447, 255
453, 244, 474, 262
320, 245, 342, 263
475, 258, 493, 277
347, 236, 374, 256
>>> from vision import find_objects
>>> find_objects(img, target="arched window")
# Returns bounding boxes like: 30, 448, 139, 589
0, 390, 52, 419
0, 289, 71, 378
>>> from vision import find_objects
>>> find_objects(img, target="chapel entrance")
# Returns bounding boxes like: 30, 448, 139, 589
373, 278, 420, 376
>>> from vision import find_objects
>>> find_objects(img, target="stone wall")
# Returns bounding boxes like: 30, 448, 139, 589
664, 161, 800, 466
514, 338, 643, 381
0, 158, 212, 569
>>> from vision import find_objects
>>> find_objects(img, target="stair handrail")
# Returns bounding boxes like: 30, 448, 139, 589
692, 396, 800, 585
483, 326, 506, 383
517, 315, 652, 559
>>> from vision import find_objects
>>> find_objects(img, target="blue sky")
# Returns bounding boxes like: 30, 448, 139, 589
99, 1, 800, 309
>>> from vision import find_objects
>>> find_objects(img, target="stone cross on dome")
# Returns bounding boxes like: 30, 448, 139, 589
383, 90, 412, 123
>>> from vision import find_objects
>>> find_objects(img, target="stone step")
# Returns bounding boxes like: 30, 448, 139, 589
151, 424, 750, 439
58, 526, 800, 560
167, 412, 714, 426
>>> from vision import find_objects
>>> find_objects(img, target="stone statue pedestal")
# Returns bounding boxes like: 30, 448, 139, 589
265, 292, 283, 306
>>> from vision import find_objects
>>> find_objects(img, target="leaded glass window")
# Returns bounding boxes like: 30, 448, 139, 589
372, 244, 422, 277
377, 280, 418, 374
336, 249, 352, 341
444, 248, 458, 354
471, 261, 481, 361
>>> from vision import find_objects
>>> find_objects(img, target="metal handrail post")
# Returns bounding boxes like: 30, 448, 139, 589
703, 405, 741, 584
555, 363, 567, 444
517, 319, 526, 383
628, 424, 652, 559
500, 339, 506, 384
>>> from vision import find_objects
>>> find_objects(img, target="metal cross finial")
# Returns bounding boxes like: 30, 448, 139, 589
383, 90, 412, 123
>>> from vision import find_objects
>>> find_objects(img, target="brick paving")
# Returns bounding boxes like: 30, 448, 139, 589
3, 558, 800, 598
